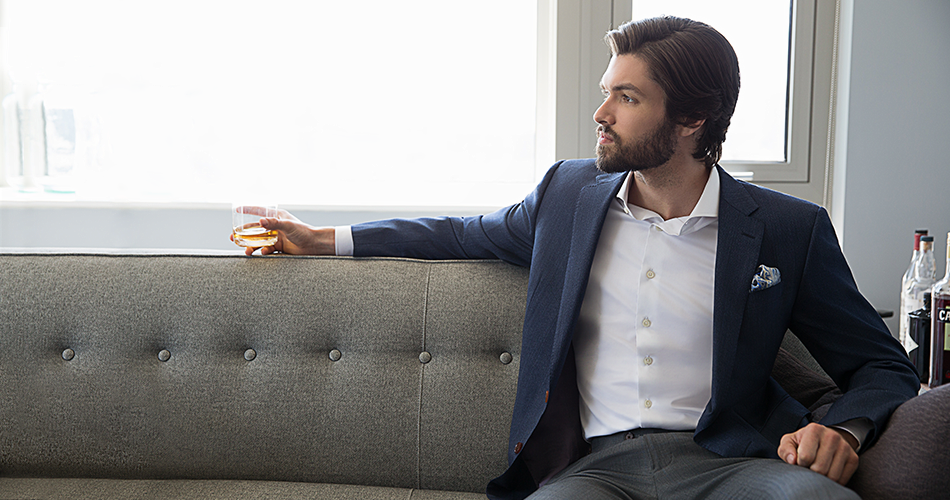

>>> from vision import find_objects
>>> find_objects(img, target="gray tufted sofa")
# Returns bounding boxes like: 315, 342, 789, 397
1, 251, 948, 499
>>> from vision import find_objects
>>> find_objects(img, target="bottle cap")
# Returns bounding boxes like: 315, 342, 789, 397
916, 229, 929, 234
922, 236, 934, 242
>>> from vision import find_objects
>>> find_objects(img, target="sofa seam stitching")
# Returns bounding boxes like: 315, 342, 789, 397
417, 265, 431, 490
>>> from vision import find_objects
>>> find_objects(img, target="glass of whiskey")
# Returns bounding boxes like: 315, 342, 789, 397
232, 202, 279, 248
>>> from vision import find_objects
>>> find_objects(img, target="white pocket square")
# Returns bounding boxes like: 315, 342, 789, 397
750, 265, 781, 292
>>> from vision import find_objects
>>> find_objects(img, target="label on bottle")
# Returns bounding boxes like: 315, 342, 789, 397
940, 308, 950, 351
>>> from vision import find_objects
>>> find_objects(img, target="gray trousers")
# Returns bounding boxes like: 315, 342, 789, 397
527, 431, 860, 500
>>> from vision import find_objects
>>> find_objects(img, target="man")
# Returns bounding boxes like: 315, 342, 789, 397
243, 16, 918, 500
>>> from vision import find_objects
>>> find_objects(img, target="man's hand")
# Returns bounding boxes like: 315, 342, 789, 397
231, 208, 336, 256
778, 423, 859, 486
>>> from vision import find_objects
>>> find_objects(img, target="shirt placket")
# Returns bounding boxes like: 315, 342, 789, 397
636, 220, 664, 418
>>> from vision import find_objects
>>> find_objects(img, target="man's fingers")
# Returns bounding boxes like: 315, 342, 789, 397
260, 217, 286, 230
777, 434, 799, 465
794, 429, 821, 468
776, 423, 825, 468
234, 205, 274, 217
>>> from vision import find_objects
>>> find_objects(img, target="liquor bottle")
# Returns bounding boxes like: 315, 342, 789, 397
900, 229, 929, 347
931, 233, 950, 388
908, 292, 931, 383
902, 235, 936, 354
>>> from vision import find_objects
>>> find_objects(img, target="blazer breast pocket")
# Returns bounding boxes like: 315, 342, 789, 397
750, 264, 781, 293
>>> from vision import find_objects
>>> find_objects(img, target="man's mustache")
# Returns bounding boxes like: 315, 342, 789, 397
597, 125, 617, 141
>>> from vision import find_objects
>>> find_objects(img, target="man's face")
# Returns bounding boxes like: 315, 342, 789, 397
594, 54, 678, 174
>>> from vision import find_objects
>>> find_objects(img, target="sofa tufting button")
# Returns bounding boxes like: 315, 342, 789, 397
62, 348, 75, 361
499, 352, 513, 365
419, 351, 432, 364
158, 349, 171, 362
329, 349, 342, 362
244, 348, 257, 361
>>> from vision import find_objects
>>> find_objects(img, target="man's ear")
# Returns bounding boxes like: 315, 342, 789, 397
678, 118, 705, 137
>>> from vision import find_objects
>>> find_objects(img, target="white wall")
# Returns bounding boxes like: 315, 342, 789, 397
0, 204, 481, 253
837, 0, 950, 335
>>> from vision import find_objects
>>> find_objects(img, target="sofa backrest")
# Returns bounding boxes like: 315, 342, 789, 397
0, 253, 528, 493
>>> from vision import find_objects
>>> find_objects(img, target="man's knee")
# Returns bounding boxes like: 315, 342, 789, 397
755, 467, 860, 500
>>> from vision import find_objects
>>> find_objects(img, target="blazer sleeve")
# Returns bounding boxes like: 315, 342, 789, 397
788, 207, 919, 448
350, 161, 565, 267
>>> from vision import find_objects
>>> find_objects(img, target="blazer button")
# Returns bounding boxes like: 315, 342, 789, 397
514, 442, 523, 454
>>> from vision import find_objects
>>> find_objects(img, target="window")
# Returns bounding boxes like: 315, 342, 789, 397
1, 0, 538, 208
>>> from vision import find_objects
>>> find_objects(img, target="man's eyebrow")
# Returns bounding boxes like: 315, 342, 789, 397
600, 82, 647, 97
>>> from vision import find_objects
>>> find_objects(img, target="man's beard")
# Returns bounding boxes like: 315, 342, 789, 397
595, 117, 678, 174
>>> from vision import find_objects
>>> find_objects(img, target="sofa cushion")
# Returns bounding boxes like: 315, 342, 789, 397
0, 478, 486, 500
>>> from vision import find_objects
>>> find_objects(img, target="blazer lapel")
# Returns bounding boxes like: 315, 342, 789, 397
707, 167, 764, 413
554, 172, 626, 353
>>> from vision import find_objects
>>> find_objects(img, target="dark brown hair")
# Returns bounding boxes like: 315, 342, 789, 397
605, 16, 740, 167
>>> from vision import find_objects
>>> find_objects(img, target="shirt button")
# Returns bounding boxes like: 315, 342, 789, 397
642, 318, 652, 328
644, 399, 653, 409
644, 356, 654, 366
646, 270, 656, 279
654, 225, 663, 232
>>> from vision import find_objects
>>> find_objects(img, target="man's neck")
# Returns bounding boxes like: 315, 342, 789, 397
626, 160, 712, 221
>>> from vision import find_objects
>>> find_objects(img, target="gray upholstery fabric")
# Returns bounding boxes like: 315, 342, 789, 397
0, 253, 526, 496
0, 478, 486, 499
849, 384, 950, 500
419, 262, 525, 493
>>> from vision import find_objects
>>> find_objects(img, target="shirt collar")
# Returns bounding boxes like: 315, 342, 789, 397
615, 167, 720, 235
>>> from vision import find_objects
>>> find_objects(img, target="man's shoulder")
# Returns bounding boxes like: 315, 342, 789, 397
721, 169, 823, 218
550, 158, 599, 178
544, 158, 619, 188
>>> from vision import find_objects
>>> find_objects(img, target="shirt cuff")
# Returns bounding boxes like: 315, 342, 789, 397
829, 418, 873, 452
334, 226, 354, 256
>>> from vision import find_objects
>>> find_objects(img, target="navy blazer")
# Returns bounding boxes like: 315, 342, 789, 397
352, 159, 919, 500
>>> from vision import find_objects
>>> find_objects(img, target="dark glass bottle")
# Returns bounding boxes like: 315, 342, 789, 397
930, 233, 950, 388
908, 292, 931, 383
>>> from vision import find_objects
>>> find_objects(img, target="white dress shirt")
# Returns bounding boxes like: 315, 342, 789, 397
573, 169, 720, 439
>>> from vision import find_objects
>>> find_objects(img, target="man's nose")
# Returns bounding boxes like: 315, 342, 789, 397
593, 99, 613, 126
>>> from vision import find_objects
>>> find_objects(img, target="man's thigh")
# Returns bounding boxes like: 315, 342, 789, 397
529, 432, 860, 500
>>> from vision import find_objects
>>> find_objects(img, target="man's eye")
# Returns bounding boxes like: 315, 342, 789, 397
622, 95, 636, 103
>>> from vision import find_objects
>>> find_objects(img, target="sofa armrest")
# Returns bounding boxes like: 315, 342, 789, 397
848, 384, 950, 499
